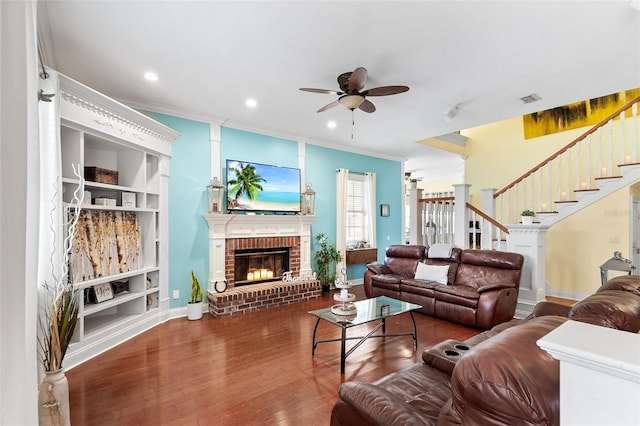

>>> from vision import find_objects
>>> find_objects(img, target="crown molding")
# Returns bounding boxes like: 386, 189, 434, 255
118, 98, 405, 163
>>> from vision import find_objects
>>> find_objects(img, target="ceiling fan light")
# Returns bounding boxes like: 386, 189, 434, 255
339, 94, 365, 110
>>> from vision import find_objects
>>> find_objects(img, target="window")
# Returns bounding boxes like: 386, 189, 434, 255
346, 174, 370, 246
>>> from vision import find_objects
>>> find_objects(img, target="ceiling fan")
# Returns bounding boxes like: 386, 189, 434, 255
300, 67, 409, 113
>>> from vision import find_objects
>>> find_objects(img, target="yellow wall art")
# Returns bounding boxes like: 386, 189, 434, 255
523, 88, 640, 139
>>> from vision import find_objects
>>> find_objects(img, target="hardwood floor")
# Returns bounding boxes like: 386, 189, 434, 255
66, 285, 480, 425
546, 295, 577, 306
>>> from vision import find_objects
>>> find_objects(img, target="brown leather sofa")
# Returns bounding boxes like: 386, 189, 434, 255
364, 245, 524, 329
331, 275, 640, 426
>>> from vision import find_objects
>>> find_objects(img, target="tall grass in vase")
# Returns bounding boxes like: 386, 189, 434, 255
37, 165, 84, 426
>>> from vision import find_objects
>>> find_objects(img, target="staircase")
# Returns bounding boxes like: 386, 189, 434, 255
409, 95, 640, 317
537, 163, 639, 226
492, 95, 640, 228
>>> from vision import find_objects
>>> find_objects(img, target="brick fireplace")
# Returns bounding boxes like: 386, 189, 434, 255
227, 237, 298, 287
204, 214, 319, 317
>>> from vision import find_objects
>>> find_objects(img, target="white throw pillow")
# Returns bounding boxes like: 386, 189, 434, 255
414, 263, 449, 284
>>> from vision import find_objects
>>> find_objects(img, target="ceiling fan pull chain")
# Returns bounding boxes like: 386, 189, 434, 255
351, 109, 355, 141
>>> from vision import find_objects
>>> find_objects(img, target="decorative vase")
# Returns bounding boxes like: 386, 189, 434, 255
521, 215, 534, 225
187, 301, 204, 320
321, 283, 331, 294
38, 369, 71, 426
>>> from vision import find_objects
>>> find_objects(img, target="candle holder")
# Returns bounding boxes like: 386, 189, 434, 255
331, 268, 356, 316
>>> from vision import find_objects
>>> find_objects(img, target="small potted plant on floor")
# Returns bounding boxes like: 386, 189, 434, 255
187, 270, 203, 320
314, 233, 343, 293
521, 209, 536, 225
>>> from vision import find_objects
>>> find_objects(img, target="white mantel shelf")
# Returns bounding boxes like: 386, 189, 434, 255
537, 320, 640, 425
204, 213, 315, 239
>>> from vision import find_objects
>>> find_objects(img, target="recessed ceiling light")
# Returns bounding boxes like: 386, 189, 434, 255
144, 72, 159, 81
327, 121, 337, 129
245, 98, 257, 108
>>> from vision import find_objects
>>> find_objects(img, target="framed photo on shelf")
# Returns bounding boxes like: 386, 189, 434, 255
121, 192, 136, 208
380, 204, 390, 217
93, 282, 114, 303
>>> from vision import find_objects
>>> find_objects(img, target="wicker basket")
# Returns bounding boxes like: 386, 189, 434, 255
84, 166, 118, 185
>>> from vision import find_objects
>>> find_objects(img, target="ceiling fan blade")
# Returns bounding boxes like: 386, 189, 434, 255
347, 67, 368, 92
359, 99, 376, 113
300, 88, 343, 95
317, 99, 340, 113
361, 85, 409, 97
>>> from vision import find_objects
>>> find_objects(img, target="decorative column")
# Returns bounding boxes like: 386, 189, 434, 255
209, 121, 222, 181
506, 224, 549, 318
408, 185, 423, 245
481, 188, 497, 249
204, 214, 234, 293
298, 215, 314, 275
453, 184, 471, 248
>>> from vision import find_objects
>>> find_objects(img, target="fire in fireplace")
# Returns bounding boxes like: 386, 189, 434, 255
234, 247, 290, 286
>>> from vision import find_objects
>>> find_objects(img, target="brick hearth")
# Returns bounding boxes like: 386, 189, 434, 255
208, 280, 321, 318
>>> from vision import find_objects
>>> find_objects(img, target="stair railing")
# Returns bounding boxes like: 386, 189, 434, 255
494, 96, 640, 225
420, 195, 455, 246
466, 203, 509, 250
419, 195, 508, 250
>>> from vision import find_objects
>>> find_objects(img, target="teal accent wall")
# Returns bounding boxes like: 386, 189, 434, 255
131, 116, 403, 307
304, 144, 403, 280
144, 111, 210, 309
221, 127, 298, 169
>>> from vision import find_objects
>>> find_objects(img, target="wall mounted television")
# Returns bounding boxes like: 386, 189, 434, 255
226, 159, 301, 213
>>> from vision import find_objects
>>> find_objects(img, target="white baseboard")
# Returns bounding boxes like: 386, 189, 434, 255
545, 284, 589, 302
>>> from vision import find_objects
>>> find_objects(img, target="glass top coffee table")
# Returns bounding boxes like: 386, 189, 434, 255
308, 296, 422, 374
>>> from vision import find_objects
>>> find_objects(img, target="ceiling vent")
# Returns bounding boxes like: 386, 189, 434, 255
520, 93, 542, 104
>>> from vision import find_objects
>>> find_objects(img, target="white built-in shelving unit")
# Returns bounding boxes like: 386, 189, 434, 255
57, 72, 178, 368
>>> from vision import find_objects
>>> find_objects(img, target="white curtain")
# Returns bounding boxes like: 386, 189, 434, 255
38, 69, 62, 290
1, 1, 42, 423
336, 168, 349, 275
364, 172, 376, 247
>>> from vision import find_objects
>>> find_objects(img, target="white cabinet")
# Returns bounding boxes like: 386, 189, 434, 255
57, 73, 178, 368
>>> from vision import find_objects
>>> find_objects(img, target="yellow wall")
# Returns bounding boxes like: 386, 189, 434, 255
416, 177, 462, 194
547, 187, 631, 295
462, 117, 633, 297
463, 117, 584, 207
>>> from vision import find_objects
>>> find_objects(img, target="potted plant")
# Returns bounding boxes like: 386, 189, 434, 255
187, 270, 204, 320
314, 233, 343, 293
521, 209, 536, 225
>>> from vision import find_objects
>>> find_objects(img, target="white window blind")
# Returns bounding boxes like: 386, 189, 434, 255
346, 174, 369, 245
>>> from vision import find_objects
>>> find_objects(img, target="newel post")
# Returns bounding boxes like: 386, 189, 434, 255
408, 185, 423, 245
482, 188, 497, 249
453, 184, 470, 248
506, 224, 549, 318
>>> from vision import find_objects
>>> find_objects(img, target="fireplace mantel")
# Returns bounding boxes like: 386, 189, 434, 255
204, 214, 315, 292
